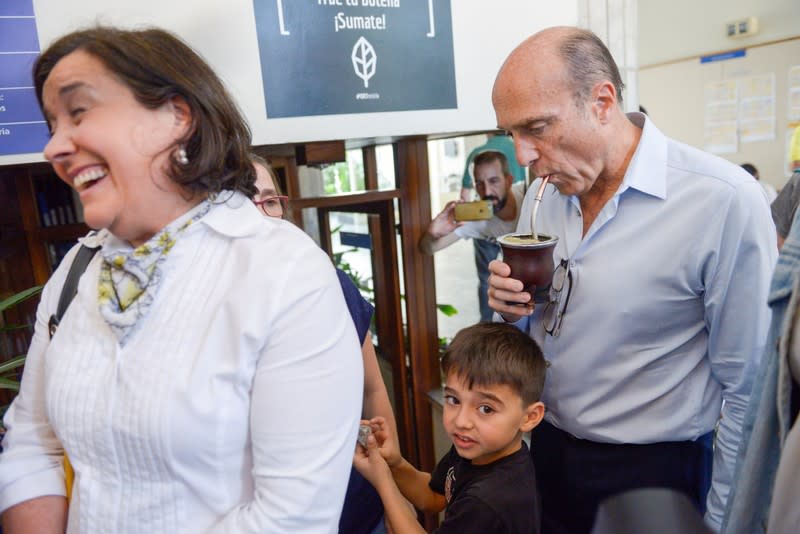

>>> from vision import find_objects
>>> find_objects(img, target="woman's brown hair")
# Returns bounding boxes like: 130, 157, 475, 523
34, 26, 256, 198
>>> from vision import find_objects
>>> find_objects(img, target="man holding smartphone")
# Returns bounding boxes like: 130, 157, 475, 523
419, 150, 526, 322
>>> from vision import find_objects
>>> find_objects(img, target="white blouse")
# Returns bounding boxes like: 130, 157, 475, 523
0, 192, 364, 533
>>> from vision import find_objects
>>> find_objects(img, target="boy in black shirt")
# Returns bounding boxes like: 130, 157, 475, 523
354, 322, 546, 533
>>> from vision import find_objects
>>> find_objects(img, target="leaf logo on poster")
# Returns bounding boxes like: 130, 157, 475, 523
351, 36, 377, 88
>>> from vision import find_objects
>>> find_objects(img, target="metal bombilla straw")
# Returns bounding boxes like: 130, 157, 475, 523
530, 176, 550, 240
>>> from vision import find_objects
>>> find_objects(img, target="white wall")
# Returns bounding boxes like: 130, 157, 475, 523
641, 39, 799, 186
639, 0, 800, 67
638, 0, 800, 188
1, 0, 578, 166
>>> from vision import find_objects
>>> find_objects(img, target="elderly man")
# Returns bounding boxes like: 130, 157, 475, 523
487, 27, 776, 532
420, 150, 525, 322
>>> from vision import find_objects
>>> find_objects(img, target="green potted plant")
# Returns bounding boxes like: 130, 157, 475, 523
0, 286, 43, 435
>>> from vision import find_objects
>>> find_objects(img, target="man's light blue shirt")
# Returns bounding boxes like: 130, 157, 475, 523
507, 113, 777, 529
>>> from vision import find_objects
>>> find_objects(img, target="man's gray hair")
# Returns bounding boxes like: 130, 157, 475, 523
559, 29, 625, 107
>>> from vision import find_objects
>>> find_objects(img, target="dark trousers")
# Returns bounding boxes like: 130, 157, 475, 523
530, 422, 713, 534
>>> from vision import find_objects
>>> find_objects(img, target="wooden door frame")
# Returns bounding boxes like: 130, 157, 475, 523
264, 140, 441, 530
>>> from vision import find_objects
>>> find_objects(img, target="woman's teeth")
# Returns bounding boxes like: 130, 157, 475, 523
74, 168, 107, 188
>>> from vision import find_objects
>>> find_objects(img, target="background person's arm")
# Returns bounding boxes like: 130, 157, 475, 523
419, 231, 460, 255
362, 337, 398, 439
2, 496, 67, 534
418, 201, 462, 254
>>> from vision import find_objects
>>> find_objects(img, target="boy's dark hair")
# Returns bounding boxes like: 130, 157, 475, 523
441, 323, 546, 405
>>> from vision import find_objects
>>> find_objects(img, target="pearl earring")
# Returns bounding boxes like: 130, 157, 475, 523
177, 146, 189, 165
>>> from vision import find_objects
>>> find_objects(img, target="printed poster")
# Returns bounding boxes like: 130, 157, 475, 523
253, 0, 457, 118
704, 80, 738, 154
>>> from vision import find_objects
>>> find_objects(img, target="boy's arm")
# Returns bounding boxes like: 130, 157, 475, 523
370, 473, 427, 534
354, 437, 433, 533
363, 416, 445, 512
389, 458, 447, 513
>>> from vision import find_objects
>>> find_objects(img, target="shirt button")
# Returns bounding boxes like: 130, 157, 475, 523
545, 360, 551, 368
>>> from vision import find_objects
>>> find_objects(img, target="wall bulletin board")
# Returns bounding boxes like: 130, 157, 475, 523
640, 37, 800, 188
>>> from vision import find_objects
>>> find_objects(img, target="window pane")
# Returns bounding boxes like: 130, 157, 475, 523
321, 149, 365, 194
375, 144, 396, 190
330, 211, 374, 307
426, 135, 490, 340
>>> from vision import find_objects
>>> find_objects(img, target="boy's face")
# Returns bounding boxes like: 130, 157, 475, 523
442, 372, 544, 465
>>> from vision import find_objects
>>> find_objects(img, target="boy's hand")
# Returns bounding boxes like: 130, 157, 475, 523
353, 434, 392, 487
367, 416, 402, 468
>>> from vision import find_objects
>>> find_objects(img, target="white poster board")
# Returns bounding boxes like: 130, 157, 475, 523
0, 0, 578, 165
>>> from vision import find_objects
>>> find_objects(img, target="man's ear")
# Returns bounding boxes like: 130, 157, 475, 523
591, 81, 617, 123
520, 401, 545, 433
168, 95, 193, 138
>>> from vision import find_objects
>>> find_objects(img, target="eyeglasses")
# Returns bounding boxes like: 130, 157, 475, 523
253, 195, 289, 217
543, 259, 573, 337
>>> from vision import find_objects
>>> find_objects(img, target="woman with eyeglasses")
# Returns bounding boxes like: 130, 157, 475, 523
250, 155, 398, 534
0, 27, 362, 533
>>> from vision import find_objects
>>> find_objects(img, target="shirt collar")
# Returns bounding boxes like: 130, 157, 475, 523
81, 191, 262, 252
620, 112, 668, 200
201, 190, 264, 238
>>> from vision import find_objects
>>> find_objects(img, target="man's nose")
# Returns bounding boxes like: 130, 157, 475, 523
514, 136, 539, 168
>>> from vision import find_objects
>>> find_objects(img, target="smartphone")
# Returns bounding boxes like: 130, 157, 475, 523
454, 200, 493, 221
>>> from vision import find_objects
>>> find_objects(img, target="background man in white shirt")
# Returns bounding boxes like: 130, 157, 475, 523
420, 151, 525, 322
488, 26, 776, 533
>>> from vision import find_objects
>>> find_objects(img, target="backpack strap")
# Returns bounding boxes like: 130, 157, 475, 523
48, 240, 101, 338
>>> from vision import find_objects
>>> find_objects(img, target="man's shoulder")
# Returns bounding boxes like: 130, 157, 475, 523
665, 137, 753, 190
511, 180, 528, 193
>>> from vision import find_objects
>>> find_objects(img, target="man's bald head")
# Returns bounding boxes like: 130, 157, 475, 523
494, 26, 625, 109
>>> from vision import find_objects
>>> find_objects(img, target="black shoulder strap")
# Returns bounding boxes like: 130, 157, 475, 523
48, 242, 101, 338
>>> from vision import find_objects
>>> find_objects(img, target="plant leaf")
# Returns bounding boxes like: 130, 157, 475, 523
437, 304, 458, 317
0, 377, 21, 392
0, 286, 43, 313
0, 355, 26, 375
0, 323, 35, 332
